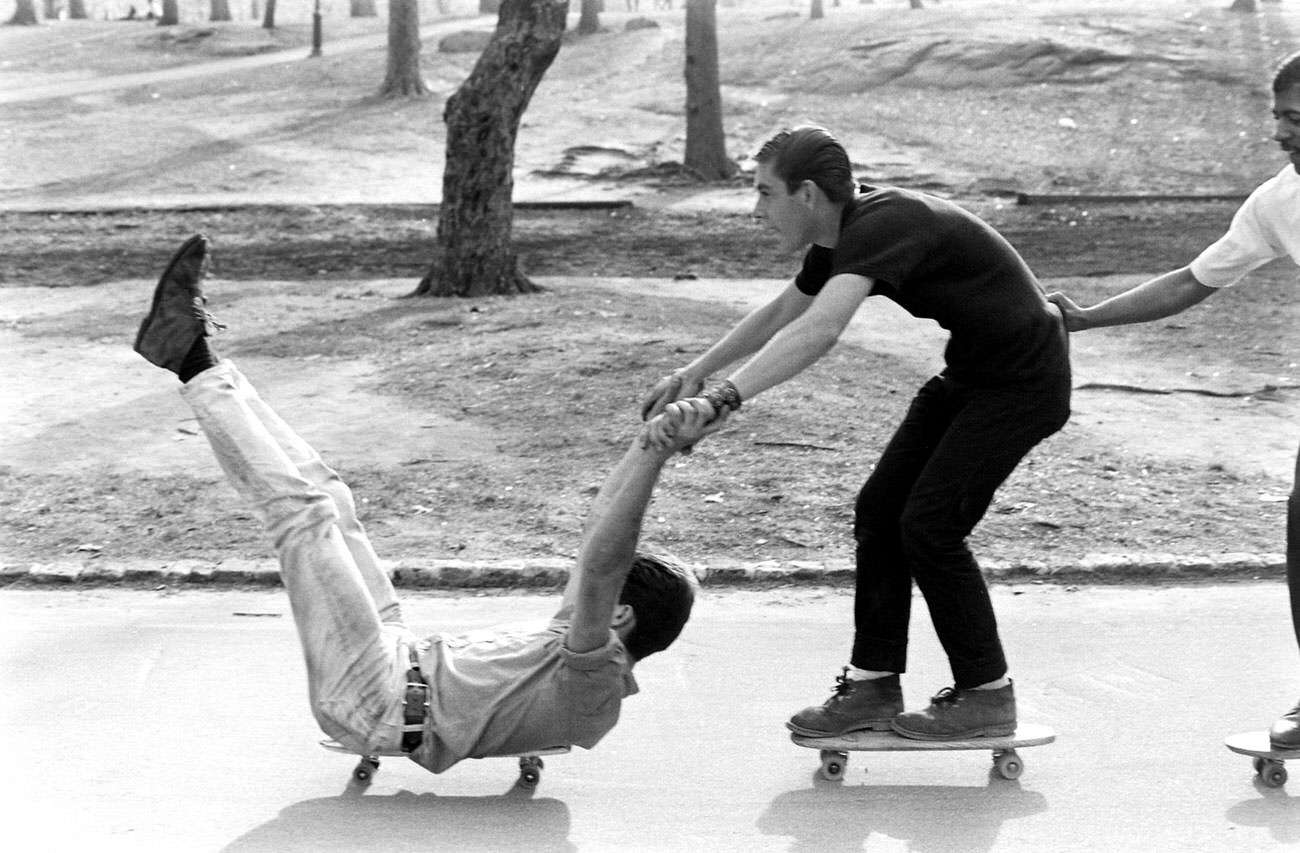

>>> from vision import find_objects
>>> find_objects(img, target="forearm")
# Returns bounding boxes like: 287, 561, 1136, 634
561, 443, 672, 608
726, 322, 840, 402
1078, 267, 1217, 330
681, 286, 811, 381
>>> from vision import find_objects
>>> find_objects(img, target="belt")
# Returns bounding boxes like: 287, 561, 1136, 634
400, 646, 429, 753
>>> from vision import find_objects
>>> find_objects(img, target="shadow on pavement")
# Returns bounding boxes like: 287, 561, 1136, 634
223, 786, 574, 853
758, 774, 1048, 853
1226, 788, 1300, 847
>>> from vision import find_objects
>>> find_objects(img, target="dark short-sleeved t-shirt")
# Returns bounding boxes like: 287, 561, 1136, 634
795, 186, 1069, 386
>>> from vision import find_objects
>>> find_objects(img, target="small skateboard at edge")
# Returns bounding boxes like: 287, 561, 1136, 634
320, 739, 571, 789
792, 723, 1056, 782
1224, 730, 1299, 788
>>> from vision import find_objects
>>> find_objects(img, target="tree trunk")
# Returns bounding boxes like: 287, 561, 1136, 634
158, 0, 180, 24
1228, 0, 1258, 10
351, 0, 378, 16
577, 0, 599, 33
909, 0, 923, 8
684, 0, 737, 180
211, 0, 232, 20
68, 0, 88, 19
379, 0, 430, 97
480, 0, 500, 12
262, 0, 276, 29
810, 0, 823, 18
414, 0, 569, 297
6, 0, 39, 24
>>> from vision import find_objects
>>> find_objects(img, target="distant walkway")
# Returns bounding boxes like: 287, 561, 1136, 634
0, 15, 491, 106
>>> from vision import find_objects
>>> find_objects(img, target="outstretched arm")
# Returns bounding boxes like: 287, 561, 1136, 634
642, 274, 874, 452
640, 282, 815, 419
1046, 266, 1218, 332
725, 273, 873, 402
560, 400, 728, 653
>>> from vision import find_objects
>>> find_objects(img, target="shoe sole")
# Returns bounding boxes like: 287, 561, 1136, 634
890, 723, 1016, 741
785, 719, 897, 738
133, 234, 209, 355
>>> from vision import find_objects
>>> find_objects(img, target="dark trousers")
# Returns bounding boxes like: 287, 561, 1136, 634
1287, 444, 1300, 656
850, 373, 1071, 688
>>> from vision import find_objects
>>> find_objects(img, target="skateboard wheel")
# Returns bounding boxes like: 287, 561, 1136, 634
818, 750, 848, 782
352, 758, 379, 783
1260, 761, 1288, 788
994, 752, 1023, 780
518, 756, 543, 789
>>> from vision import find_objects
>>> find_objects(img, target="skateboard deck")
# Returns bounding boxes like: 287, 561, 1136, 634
792, 723, 1055, 781
1224, 730, 1299, 788
320, 738, 571, 789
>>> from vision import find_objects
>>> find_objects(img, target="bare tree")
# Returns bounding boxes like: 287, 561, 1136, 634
352, 0, 378, 15
6, 0, 39, 24
413, 0, 569, 297
684, 0, 737, 180
380, 0, 430, 97
577, 0, 600, 33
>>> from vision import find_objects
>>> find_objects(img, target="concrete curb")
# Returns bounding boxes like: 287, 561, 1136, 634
1, 553, 1286, 589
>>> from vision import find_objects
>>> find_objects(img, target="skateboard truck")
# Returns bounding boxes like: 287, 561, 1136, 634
320, 739, 569, 789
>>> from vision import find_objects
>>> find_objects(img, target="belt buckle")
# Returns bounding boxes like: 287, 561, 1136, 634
401, 677, 428, 753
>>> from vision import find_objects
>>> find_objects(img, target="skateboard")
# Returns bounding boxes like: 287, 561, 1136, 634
791, 723, 1056, 782
320, 739, 571, 789
1224, 730, 1299, 788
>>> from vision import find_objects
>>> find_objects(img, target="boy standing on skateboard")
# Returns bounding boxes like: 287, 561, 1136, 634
641, 126, 1071, 741
133, 235, 724, 773
1049, 51, 1300, 751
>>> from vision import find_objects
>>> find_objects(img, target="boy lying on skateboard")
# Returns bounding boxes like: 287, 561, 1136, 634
134, 235, 723, 773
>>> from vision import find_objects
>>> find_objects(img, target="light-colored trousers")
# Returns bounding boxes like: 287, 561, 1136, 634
183, 361, 412, 754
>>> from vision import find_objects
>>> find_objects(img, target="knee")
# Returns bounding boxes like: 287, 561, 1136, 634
265, 491, 340, 549
898, 503, 968, 565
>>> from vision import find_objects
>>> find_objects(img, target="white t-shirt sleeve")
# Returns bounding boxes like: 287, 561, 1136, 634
1189, 181, 1287, 288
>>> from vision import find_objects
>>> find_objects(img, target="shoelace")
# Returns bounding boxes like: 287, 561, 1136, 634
930, 686, 960, 705
829, 667, 853, 698
193, 300, 227, 332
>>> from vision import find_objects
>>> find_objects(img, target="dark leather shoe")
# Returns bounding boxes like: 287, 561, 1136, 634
134, 234, 220, 372
1269, 700, 1300, 750
786, 669, 903, 737
891, 682, 1017, 741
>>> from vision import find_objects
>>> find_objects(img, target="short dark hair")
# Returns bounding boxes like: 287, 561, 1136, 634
754, 125, 857, 205
1273, 50, 1300, 93
618, 552, 697, 660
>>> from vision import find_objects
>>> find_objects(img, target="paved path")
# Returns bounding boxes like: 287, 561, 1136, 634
4, 584, 1299, 852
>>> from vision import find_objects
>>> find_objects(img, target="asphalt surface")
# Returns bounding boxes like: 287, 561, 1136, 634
5, 583, 1300, 853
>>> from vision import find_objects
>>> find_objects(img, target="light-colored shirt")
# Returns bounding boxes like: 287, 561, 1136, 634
410, 619, 638, 773
1190, 165, 1300, 288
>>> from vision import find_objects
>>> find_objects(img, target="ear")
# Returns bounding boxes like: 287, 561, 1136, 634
796, 179, 819, 208
612, 603, 635, 628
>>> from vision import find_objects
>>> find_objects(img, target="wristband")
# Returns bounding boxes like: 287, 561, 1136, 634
702, 379, 742, 413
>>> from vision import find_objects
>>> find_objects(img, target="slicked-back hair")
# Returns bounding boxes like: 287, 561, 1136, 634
618, 552, 698, 661
1274, 50, 1300, 93
754, 125, 857, 205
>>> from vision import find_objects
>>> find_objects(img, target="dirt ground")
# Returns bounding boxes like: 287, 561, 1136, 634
1, 0, 1297, 571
